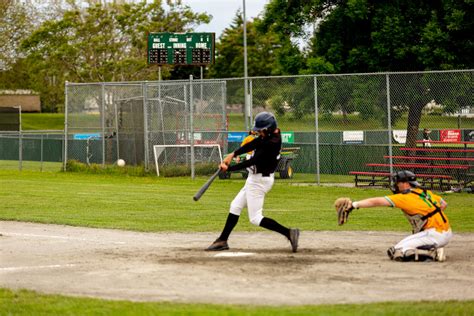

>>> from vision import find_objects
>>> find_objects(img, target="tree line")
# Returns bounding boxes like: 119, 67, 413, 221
0, 0, 472, 113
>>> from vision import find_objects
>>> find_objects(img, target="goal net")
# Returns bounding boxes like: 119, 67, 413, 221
153, 144, 222, 176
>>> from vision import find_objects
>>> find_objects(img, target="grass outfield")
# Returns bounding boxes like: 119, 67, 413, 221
0, 170, 472, 232
21, 112, 473, 131
1, 289, 473, 316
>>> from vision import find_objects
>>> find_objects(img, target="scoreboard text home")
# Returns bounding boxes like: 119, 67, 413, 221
147, 32, 215, 66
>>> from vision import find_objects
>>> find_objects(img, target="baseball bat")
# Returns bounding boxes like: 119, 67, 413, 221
193, 169, 221, 201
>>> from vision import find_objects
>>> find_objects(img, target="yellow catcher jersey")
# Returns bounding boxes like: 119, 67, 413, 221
385, 188, 450, 232
241, 134, 256, 155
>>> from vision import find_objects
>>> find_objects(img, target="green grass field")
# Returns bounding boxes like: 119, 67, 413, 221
1, 288, 473, 316
21, 112, 473, 131
1, 170, 472, 232
1, 170, 473, 315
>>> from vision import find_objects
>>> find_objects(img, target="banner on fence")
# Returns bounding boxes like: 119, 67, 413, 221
73, 133, 101, 140
281, 132, 294, 144
227, 132, 247, 142
227, 131, 294, 144
392, 130, 407, 144
440, 129, 461, 142
343, 131, 364, 144
464, 130, 474, 142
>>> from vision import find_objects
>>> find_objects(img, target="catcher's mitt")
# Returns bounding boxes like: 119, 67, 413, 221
334, 197, 354, 226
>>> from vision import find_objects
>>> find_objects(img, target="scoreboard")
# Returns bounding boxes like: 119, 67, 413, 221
147, 32, 215, 66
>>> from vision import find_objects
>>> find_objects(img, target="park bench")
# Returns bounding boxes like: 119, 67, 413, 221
349, 171, 453, 190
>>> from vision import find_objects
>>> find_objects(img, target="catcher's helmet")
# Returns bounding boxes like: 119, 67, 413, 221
252, 112, 277, 132
390, 170, 420, 193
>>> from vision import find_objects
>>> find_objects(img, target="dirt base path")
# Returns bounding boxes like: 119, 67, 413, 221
1, 221, 473, 306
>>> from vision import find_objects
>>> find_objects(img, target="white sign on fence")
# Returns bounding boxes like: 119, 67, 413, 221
343, 131, 364, 144
393, 130, 407, 144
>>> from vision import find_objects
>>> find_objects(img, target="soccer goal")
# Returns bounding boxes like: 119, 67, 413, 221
153, 144, 223, 176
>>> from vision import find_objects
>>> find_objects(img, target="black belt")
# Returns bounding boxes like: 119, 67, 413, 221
261, 173, 271, 177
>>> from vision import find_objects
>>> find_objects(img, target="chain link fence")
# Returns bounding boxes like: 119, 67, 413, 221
0, 131, 63, 171
61, 69, 474, 187
65, 79, 227, 177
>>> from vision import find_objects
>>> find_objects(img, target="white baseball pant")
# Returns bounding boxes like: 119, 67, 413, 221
394, 228, 452, 253
229, 173, 274, 226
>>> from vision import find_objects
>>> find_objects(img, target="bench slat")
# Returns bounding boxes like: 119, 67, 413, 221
366, 163, 469, 169
349, 171, 453, 179
384, 155, 474, 162
416, 140, 474, 145
401, 147, 474, 153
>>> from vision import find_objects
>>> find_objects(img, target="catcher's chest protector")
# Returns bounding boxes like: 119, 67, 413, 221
403, 213, 427, 234
403, 191, 447, 233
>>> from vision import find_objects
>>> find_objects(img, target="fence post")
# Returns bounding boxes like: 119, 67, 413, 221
313, 76, 320, 185
249, 79, 253, 125
18, 105, 22, 171
386, 73, 393, 176
143, 82, 149, 171
190, 75, 195, 180
222, 81, 228, 156
63, 81, 68, 171
101, 83, 106, 167
40, 134, 44, 172
114, 102, 120, 163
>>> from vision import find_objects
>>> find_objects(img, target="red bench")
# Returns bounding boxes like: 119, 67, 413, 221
350, 143, 473, 191
349, 171, 453, 189
366, 163, 470, 170
384, 155, 474, 162
400, 147, 474, 153
416, 140, 474, 145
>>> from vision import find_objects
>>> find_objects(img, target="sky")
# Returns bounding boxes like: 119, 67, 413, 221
180, 0, 270, 38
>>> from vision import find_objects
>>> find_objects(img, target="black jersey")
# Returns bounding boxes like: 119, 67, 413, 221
227, 131, 281, 175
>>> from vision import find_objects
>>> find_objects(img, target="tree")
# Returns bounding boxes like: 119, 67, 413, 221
5, 0, 210, 112
260, 0, 473, 135
261, 0, 473, 73
0, 0, 34, 70
209, 12, 280, 79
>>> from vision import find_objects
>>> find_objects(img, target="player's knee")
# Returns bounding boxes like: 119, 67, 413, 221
229, 203, 243, 216
249, 214, 263, 226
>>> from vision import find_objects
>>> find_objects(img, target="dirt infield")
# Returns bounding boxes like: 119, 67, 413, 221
1, 221, 473, 306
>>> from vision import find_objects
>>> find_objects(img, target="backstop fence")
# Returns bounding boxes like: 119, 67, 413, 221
6, 69, 471, 185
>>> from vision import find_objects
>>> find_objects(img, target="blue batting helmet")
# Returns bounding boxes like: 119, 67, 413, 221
252, 112, 277, 132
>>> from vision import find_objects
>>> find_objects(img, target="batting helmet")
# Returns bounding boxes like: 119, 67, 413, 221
390, 170, 420, 193
252, 112, 277, 132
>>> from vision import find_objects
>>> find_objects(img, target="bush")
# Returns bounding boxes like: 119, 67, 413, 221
65, 160, 216, 177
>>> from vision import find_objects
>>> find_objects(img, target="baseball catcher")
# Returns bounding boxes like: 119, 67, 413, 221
335, 170, 452, 262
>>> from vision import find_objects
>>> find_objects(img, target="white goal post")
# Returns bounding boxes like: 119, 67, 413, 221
153, 144, 223, 176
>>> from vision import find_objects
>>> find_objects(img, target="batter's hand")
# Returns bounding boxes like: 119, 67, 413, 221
223, 153, 234, 165
334, 197, 354, 226
220, 162, 228, 172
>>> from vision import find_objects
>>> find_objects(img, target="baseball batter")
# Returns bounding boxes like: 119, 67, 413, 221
335, 170, 452, 261
206, 112, 300, 252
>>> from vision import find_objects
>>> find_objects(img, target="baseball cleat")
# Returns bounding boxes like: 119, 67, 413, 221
435, 247, 446, 262
205, 239, 229, 251
289, 228, 300, 253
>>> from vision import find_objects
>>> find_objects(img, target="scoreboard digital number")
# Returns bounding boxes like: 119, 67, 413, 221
147, 32, 215, 66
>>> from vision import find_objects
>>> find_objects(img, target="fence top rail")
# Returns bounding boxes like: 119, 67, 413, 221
65, 69, 473, 86
0, 130, 64, 134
